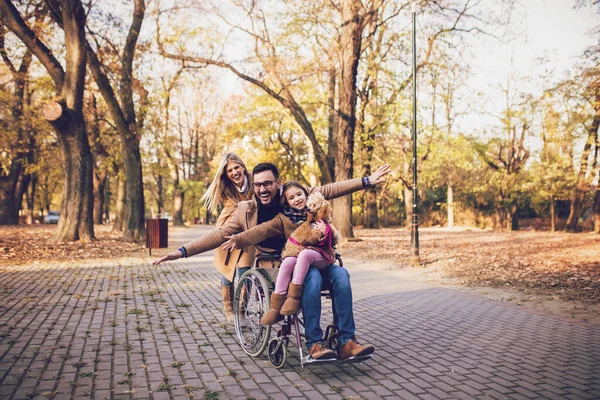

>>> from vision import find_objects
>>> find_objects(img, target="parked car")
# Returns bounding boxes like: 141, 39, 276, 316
44, 210, 60, 224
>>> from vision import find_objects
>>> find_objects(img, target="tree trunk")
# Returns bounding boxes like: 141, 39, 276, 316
113, 174, 126, 232
0, 160, 21, 224
0, 0, 94, 241
593, 186, 600, 233
495, 206, 506, 231
566, 192, 586, 232
550, 197, 556, 233
363, 186, 378, 228
103, 174, 111, 223
26, 174, 37, 224
566, 95, 599, 232
121, 138, 145, 241
46, 102, 95, 242
326, 67, 337, 182
88, 94, 109, 225
381, 195, 389, 227
332, 0, 363, 239
510, 202, 519, 231
156, 173, 164, 214
447, 184, 454, 228
0, 34, 32, 225
93, 170, 107, 224
85, 0, 146, 242
13, 81, 33, 218
173, 185, 185, 226
14, 166, 29, 216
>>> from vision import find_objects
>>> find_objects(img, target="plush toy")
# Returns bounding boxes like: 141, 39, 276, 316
281, 192, 341, 260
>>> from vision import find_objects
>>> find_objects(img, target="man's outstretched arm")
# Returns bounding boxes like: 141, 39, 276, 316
222, 215, 286, 250
152, 213, 245, 265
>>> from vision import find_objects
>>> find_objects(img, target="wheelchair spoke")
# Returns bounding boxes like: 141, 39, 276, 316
234, 269, 271, 357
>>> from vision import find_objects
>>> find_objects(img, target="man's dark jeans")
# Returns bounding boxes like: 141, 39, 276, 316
301, 264, 356, 350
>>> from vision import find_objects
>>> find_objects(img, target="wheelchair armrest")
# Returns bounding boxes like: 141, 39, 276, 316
335, 252, 344, 267
256, 252, 281, 261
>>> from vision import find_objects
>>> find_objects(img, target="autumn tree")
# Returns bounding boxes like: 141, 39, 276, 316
154, 64, 184, 224
528, 91, 576, 232
564, 61, 600, 232
473, 78, 532, 230
0, 18, 33, 225
1, 0, 94, 242
78, 0, 148, 241
85, 93, 116, 224
156, 0, 387, 237
144, 69, 223, 224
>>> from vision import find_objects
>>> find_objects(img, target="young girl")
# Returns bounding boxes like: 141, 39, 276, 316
222, 181, 339, 325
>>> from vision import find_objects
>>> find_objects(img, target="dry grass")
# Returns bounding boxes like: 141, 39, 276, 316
340, 227, 600, 303
0, 224, 146, 266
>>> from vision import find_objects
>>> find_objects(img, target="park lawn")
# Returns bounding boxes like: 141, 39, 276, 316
1, 224, 598, 303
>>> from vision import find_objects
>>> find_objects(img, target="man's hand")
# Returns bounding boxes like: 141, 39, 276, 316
221, 235, 237, 251
152, 250, 182, 266
369, 163, 392, 185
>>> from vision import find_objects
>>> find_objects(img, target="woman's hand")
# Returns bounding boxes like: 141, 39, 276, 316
152, 250, 181, 266
221, 236, 237, 251
313, 220, 327, 235
369, 163, 392, 185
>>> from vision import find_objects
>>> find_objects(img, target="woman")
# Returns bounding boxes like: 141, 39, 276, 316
201, 152, 254, 323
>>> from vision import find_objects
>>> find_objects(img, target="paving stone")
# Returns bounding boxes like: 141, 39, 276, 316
0, 252, 598, 400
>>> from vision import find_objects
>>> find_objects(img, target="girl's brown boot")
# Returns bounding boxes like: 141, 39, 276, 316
280, 283, 303, 315
260, 293, 286, 325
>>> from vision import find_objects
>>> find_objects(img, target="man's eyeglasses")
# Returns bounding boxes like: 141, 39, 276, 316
252, 180, 274, 189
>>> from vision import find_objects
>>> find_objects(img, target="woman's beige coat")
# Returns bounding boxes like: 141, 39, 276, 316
214, 190, 255, 282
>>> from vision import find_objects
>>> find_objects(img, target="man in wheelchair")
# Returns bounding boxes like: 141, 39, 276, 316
153, 162, 391, 361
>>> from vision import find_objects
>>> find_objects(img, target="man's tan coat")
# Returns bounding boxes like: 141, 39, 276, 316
184, 178, 365, 259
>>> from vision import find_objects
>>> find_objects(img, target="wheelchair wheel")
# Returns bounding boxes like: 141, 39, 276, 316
267, 337, 288, 369
234, 269, 271, 357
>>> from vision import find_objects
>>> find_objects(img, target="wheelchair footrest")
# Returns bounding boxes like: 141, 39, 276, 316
337, 353, 374, 364
302, 355, 338, 365
301, 353, 373, 366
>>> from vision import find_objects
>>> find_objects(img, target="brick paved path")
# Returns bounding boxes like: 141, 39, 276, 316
1, 248, 599, 399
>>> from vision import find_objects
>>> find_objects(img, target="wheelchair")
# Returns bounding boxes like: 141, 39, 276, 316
232, 252, 373, 368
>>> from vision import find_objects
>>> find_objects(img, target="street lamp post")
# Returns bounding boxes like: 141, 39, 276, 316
409, 1, 420, 267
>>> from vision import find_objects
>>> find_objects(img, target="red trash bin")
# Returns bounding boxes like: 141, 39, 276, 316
146, 218, 168, 255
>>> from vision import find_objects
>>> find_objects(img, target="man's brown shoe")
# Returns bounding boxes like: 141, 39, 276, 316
339, 339, 375, 361
308, 342, 337, 360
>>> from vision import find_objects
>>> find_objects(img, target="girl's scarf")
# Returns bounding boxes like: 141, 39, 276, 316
283, 205, 308, 225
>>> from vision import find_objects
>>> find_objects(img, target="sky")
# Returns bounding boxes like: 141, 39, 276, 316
477, 0, 596, 81
463, 0, 598, 130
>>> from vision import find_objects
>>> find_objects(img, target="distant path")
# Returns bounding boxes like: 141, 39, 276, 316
167, 224, 215, 247
0, 224, 598, 399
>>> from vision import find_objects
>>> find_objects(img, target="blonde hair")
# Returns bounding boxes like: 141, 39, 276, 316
201, 153, 251, 212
